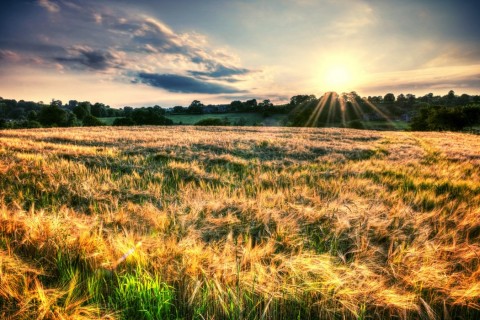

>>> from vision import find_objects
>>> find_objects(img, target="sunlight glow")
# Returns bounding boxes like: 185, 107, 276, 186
313, 54, 364, 93
325, 66, 351, 91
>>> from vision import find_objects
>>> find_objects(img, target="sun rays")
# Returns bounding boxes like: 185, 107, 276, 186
294, 91, 395, 128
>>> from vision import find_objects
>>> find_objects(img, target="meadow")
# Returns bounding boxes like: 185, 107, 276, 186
99, 113, 288, 126
0, 126, 479, 319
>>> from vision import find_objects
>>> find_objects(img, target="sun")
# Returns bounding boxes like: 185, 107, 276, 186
313, 55, 364, 93
324, 65, 352, 91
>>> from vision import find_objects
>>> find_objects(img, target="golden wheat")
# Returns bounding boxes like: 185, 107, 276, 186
0, 126, 479, 319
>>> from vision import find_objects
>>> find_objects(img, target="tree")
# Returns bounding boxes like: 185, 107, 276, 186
348, 120, 365, 129
123, 106, 134, 117
173, 106, 185, 114
187, 100, 204, 114
410, 105, 479, 131
230, 100, 243, 112
289, 95, 316, 106
50, 99, 62, 108
83, 115, 105, 126
113, 117, 136, 126
0, 102, 7, 118
406, 94, 416, 104
258, 99, 273, 117
195, 117, 230, 126
73, 102, 91, 120
384, 93, 395, 103
37, 103, 69, 127
245, 99, 258, 110
91, 103, 108, 117
447, 90, 456, 100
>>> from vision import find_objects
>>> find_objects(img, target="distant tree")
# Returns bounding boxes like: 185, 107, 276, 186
289, 94, 316, 106
153, 105, 166, 115
37, 103, 69, 127
230, 100, 243, 112
91, 103, 108, 117
0, 102, 7, 118
447, 90, 456, 100
50, 99, 62, 108
123, 106, 134, 117
73, 102, 91, 120
83, 115, 105, 126
66, 112, 80, 127
195, 118, 230, 126
397, 94, 406, 103
384, 93, 395, 103
410, 105, 480, 131
173, 106, 185, 114
348, 120, 365, 129
463, 105, 480, 127
27, 110, 37, 121
113, 117, 136, 126
459, 94, 470, 105
258, 99, 274, 117
187, 100, 204, 114
406, 94, 416, 104
68, 100, 78, 109
245, 99, 258, 111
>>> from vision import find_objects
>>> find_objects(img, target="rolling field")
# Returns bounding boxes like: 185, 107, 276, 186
0, 126, 479, 319
99, 113, 288, 126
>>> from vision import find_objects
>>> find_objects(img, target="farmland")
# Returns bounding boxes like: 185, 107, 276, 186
0, 126, 479, 319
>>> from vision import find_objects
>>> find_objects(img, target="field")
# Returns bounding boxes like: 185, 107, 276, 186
1, 126, 479, 319
99, 113, 288, 126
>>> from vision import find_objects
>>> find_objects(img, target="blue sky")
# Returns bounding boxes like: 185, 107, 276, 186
0, 0, 479, 107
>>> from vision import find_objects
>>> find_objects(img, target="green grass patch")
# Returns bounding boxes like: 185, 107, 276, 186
166, 113, 287, 126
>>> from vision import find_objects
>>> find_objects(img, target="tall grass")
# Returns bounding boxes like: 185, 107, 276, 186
0, 126, 479, 319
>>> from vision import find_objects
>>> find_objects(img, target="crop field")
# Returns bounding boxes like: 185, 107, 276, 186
0, 126, 479, 319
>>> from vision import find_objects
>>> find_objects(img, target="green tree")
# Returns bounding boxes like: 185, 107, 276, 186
37, 103, 69, 127
384, 93, 395, 103
83, 115, 105, 126
187, 100, 204, 114
73, 102, 91, 120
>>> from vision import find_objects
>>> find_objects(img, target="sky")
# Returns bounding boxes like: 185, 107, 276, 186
0, 0, 479, 108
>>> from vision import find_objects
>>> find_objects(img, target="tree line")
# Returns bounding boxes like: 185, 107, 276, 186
1, 90, 479, 131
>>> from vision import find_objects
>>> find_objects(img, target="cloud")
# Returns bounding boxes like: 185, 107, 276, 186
137, 73, 244, 94
190, 64, 250, 78
54, 46, 123, 70
359, 64, 480, 95
37, 0, 60, 13
0, 49, 20, 62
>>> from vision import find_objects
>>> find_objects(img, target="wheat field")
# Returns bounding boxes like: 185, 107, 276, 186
0, 126, 479, 319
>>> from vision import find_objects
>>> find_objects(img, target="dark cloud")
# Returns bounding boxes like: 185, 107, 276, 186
190, 64, 250, 78
0, 0, 253, 80
137, 72, 244, 94
55, 46, 122, 70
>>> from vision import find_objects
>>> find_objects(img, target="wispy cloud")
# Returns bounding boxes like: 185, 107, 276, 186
2, 0, 252, 94
37, 0, 60, 13
360, 64, 480, 94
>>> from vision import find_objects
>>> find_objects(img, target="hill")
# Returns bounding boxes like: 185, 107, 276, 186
1, 126, 479, 319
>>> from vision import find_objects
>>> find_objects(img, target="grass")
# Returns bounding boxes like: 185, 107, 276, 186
100, 113, 288, 126
362, 120, 410, 130
0, 126, 479, 319
166, 113, 288, 126
98, 117, 117, 125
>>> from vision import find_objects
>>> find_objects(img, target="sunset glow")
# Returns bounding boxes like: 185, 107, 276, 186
0, 0, 479, 106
